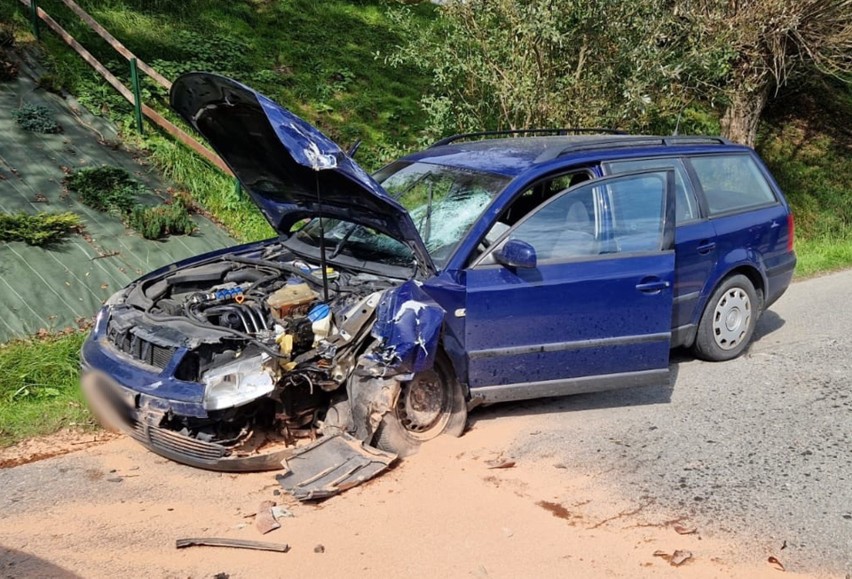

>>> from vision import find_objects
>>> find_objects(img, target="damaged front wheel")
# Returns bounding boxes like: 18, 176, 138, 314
374, 353, 466, 457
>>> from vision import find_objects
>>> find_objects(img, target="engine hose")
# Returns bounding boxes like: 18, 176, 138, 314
223, 255, 319, 286
243, 274, 280, 296
142, 313, 290, 360
224, 268, 272, 284
203, 305, 252, 334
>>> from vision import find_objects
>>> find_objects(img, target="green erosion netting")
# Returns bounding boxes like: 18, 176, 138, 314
0, 64, 235, 342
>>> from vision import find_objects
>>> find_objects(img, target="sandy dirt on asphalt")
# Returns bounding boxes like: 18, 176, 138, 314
0, 429, 117, 469
0, 416, 810, 579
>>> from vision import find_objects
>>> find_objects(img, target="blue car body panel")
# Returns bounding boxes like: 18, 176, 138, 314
464, 253, 675, 388
82, 310, 208, 417
370, 280, 445, 374
169, 73, 434, 273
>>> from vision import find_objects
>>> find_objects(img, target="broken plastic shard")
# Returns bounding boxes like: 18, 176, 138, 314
255, 500, 280, 535
275, 433, 397, 501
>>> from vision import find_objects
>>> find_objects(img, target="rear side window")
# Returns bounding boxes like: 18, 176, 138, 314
688, 155, 777, 215
605, 158, 698, 223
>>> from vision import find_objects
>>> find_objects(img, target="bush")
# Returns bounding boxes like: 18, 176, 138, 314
65, 165, 195, 239
127, 199, 195, 240
13, 104, 62, 134
65, 166, 139, 214
0, 212, 83, 246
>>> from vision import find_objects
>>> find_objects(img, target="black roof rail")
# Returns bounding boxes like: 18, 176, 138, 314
429, 128, 626, 148
662, 136, 729, 146
539, 135, 731, 162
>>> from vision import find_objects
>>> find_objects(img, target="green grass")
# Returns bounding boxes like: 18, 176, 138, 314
0, 332, 93, 448
757, 77, 852, 277
1, 0, 435, 243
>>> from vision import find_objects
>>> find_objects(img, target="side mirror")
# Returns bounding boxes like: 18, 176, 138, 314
493, 239, 537, 269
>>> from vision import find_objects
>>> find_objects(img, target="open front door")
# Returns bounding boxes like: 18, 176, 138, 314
464, 170, 676, 403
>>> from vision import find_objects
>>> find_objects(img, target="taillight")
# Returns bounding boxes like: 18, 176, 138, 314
787, 213, 795, 253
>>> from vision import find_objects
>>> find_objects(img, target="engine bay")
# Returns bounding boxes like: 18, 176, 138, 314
104, 243, 402, 451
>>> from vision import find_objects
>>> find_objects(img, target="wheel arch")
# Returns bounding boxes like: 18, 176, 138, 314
725, 264, 765, 306
687, 261, 767, 348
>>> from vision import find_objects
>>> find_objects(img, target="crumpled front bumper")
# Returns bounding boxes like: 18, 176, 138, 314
80, 366, 289, 473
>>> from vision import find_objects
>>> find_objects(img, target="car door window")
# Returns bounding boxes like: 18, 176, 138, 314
687, 154, 777, 215
605, 158, 698, 223
484, 171, 669, 263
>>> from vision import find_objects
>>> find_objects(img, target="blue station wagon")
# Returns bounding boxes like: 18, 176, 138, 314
81, 73, 796, 472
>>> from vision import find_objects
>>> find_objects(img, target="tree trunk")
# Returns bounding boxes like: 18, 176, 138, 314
720, 86, 770, 147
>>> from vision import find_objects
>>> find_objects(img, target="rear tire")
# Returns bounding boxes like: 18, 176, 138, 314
374, 353, 467, 458
693, 274, 759, 361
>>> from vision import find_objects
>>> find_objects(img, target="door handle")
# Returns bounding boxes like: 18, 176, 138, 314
636, 278, 671, 293
697, 240, 716, 254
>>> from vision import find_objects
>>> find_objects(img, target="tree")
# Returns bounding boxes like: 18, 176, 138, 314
679, 0, 852, 145
389, 0, 726, 140
391, 0, 852, 147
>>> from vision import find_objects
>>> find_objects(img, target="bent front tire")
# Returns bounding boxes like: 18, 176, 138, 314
374, 353, 467, 458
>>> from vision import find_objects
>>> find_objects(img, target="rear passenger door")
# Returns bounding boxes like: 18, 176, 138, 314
685, 154, 788, 303
604, 158, 716, 346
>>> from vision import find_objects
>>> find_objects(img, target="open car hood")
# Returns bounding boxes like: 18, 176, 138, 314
170, 73, 433, 273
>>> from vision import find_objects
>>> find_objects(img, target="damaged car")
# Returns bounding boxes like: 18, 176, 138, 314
81, 72, 796, 474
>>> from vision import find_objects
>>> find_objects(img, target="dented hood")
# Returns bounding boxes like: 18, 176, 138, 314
170, 73, 433, 272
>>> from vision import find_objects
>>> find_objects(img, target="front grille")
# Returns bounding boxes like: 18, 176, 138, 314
129, 421, 228, 462
108, 325, 174, 370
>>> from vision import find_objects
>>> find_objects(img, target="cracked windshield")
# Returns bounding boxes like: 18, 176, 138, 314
296, 162, 509, 268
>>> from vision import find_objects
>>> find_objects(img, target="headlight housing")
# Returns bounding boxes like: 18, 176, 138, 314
202, 355, 275, 411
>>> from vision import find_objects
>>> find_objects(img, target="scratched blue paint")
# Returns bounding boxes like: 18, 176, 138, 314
371, 280, 445, 374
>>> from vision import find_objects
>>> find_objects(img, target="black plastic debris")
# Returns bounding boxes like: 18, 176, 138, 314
276, 434, 397, 501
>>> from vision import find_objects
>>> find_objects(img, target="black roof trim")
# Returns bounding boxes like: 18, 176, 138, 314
429, 128, 626, 148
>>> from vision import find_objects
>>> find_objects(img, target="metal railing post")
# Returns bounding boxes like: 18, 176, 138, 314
30, 0, 40, 40
130, 58, 144, 134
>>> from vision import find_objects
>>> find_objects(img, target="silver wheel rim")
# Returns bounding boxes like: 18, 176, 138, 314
712, 287, 751, 350
396, 368, 451, 440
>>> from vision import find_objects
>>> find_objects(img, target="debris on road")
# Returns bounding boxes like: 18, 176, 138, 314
255, 501, 281, 535
314, 544, 325, 553
485, 456, 516, 469
768, 556, 785, 571
653, 549, 693, 567
673, 524, 697, 535
276, 434, 396, 501
271, 506, 294, 519
175, 538, 290, 553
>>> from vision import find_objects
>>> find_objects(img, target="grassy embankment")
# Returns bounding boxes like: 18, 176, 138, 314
0, 333, 90, 447
0, 0, 434, 446
0, 2, 849, 446
758, 78, 852, 277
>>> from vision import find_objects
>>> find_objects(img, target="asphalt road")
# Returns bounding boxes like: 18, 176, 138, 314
495, 268, 852, 575
0, 269, 850, 578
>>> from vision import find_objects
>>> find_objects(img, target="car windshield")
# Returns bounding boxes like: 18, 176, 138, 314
293, 162, 510, 269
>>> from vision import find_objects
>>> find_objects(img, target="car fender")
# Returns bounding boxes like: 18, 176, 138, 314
693, 246, 768, 326
369, 280, 446, 374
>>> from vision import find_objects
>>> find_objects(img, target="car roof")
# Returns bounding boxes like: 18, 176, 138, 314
402, 135, 738, 178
